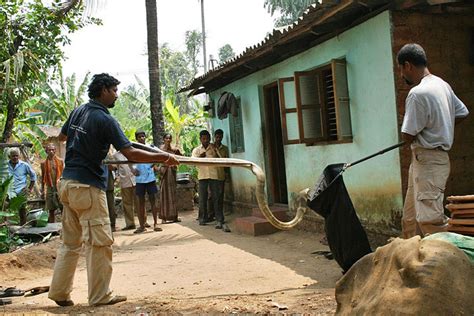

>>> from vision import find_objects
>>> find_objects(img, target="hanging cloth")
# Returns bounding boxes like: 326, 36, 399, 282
217, 92, 238, 120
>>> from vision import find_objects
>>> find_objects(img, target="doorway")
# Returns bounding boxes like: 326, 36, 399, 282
263, 82, 288, 204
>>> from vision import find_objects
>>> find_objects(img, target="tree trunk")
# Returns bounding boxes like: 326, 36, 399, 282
2, 96, 18, 143
145, 0, 164, 147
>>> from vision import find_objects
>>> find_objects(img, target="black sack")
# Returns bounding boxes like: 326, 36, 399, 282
307, 163, 372, 272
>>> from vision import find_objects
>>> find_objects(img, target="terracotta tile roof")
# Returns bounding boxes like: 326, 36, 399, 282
180, 0, 468, 95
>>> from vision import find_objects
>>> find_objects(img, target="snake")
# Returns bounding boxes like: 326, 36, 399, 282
103, 142, 308, 230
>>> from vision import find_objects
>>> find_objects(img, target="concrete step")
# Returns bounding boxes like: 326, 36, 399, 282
234, 216, 280, 236
251, 207, 288, 221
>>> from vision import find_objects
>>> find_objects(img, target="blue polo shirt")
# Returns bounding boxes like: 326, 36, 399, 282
61, 100, 131, 190
8, 160, 37, 194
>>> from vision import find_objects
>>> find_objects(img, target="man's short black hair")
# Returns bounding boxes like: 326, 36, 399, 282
135, 130, 146, 138
397, 43, 427, 67
88, 73, 121, 98
200, 130, 210, 138
214, 129, 224, 136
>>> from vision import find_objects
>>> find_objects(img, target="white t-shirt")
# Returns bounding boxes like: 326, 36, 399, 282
401, 74, 469, 151
112, 151, 136, 188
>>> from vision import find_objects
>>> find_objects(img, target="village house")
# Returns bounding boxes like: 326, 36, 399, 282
181, 0, 474, 235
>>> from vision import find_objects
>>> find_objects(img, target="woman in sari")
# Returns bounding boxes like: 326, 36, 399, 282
159, 133, 182, 223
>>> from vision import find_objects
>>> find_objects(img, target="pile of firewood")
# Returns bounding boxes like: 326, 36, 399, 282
446, 195, 474, 236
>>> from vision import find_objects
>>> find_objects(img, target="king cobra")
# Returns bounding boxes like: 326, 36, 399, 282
103, 142, 308, 230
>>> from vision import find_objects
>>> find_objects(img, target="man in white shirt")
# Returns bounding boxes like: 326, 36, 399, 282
398, 43, 469, 238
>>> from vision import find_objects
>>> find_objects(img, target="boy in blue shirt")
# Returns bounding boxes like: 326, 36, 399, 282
134, 130, 161, 234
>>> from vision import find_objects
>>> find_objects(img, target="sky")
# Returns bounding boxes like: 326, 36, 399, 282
62, 0, 276, 88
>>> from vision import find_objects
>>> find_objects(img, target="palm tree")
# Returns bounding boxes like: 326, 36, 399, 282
145, 0, 164, 147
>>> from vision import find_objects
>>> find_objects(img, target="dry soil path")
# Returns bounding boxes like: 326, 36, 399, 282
0, 210, 342, 314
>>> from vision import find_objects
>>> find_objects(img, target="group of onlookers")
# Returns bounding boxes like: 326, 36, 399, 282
109, 127, 231, 234
6, 144, 62, 225
5, 128, 231, 235
107, 130, 182, 234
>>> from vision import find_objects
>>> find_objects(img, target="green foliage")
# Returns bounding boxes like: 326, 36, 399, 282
218, 44, 235, 64
0, 0, 99, 142
8, 69, 90, 157
264, 0, 317, 27
110, 77, 152, 141
0, 151, 27, 253
185, 30, 203, 76
163, 97, 207, 155
111, 77, 206, 157
0, 224, 25, 253
160, 44, 194, 112
12, 111, 47, 158
36, 69, 91, 126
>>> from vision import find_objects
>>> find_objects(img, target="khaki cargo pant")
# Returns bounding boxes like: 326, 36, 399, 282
48, 179, 115, 306
402, 148, 450, 238
121, 186, 137, 228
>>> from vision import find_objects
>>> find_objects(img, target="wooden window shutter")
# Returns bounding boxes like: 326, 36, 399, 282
278, 78, 300, 144
331, 58, 352, 140
294, 70, 326, 143
229, 97, 245, 153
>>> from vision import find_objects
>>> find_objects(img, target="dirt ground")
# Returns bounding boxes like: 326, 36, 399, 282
0, 209, 342, 314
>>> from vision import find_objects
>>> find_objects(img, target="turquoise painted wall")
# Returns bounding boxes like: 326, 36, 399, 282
210, 11, 403, 226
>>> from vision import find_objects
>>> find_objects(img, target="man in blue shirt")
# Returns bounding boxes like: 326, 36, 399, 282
7, 148, 36, 225
48, 73, 179, 308
133, 130, 161, 234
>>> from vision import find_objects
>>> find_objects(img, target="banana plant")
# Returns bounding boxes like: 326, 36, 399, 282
111, 77, 152, 140
163, 96, 206, 152
8, 70, 90, 157
35, 69, 90, 126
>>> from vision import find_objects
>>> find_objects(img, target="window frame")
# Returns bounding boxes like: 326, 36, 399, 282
279, 58, 352, 146
278, 77, 300, 145
229, 96, 245, 153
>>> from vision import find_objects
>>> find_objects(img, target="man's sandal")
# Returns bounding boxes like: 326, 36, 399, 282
133, 227, 146, 234
0, 298, 12, 305
54, 299, 74, 307
0, 287, 24, 298
93, 295, 127, 306
24, 286, 49, 297
153, 224, 162, 232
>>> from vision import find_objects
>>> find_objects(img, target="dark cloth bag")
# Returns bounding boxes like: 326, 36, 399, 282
307, 163, 372, 272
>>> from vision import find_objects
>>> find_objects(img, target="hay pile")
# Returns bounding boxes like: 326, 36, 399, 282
335, 236, 474, 315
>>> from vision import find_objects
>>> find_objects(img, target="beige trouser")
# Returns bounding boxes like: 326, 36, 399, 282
49, 179, 115, 306
121, 186, 137, 227
402, 148, 450, 238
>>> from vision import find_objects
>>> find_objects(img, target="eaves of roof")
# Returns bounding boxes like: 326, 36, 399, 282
180, 0, 467, 95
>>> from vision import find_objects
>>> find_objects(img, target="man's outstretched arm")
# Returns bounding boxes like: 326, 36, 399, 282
120, 146, 179, 166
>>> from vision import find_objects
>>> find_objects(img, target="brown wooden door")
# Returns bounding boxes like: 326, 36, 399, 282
263, 82, 288, 204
